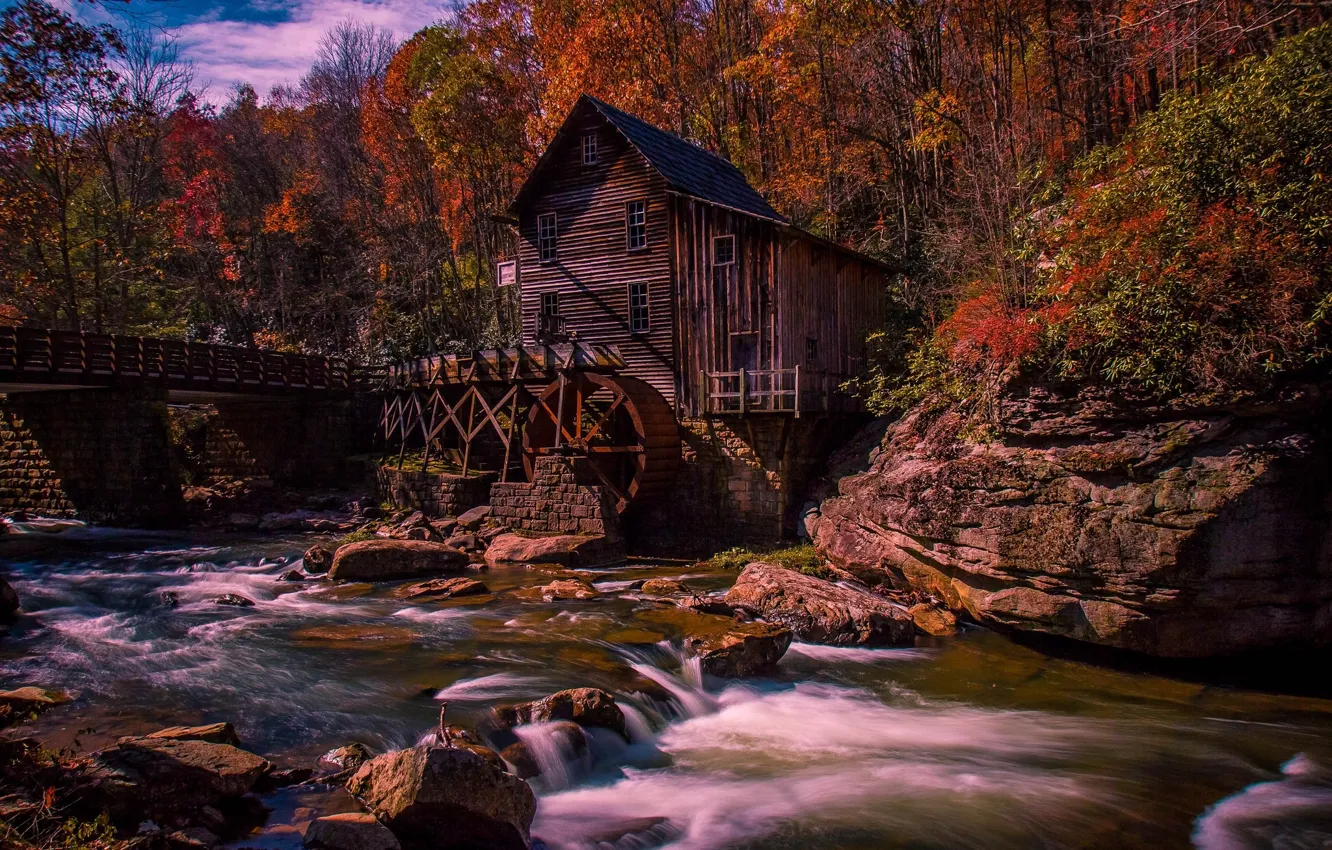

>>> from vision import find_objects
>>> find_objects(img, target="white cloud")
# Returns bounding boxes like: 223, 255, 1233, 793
173, 0, 450, 103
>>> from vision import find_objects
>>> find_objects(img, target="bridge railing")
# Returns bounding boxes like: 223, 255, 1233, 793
0, 326, 355, 394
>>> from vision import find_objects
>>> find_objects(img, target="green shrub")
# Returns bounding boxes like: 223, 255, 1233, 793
701, 543, 827, 575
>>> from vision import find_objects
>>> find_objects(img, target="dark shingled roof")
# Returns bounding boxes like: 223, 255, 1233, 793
583, 96, 786, 223
509, 94, 786, 224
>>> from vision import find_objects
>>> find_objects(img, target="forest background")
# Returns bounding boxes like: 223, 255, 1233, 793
0, 0, 1327, 408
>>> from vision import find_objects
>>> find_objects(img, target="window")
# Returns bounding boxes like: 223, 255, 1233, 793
582, 132, 598, 166
626, 200, 647, 251
628, 282, 649, 333
537, 213, 557, 262
541, 292, 560, 316
713, 234, 735, 266
806, 337, 818, 366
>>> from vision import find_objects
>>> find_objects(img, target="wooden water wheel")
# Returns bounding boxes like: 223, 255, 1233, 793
522, 372, 680, 513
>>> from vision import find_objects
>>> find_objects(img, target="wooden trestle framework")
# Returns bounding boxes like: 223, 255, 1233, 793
376, 343, 680, 513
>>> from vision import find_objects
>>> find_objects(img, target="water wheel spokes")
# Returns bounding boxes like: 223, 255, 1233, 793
522, 372, 679, 513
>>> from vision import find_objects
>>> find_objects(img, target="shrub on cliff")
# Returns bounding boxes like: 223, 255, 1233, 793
866, 23, 1332, 414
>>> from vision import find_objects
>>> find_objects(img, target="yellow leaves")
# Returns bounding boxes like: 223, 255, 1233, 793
909, 90, 962, 154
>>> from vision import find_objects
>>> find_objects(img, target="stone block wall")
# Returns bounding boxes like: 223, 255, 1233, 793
628, 415, 867, 555
0, 388, 183, 526
377, 466, 496, 517
490, 456, 621, 539
205, 399, 354, 487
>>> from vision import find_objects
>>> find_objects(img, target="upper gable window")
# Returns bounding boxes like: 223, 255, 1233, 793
582, 132, 599, 166
713, 235, 735, 266
537, 213, 558, 262
626, 200, 647, 251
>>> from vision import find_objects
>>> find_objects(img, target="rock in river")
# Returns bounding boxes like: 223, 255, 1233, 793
304, 812, 401, 850
0, 577, 18, 624
84, 736, 271, 820
346, 745, 535, 850
399, 577, 488, 601
329, 540, 468, 582
676, 614, 793, 677
725, 562, 915, 646
485, 533, 623, 568
492, 687, 626, 740
144, 722, 243, 747
304, 544, 334, 575
640, 578, 690, 595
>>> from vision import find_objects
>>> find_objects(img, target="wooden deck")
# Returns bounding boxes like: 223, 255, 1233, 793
0, 326, 357, 398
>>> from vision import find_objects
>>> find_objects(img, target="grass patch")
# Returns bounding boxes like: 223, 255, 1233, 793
339, 528, 377, 546
701, 544, 831, 578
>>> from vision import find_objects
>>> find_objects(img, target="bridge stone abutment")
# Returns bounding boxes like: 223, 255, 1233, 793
204, 398, 358, 488
0, 388, 184, 526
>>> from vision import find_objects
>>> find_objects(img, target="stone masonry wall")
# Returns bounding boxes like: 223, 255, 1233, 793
628, 415, 866, 555
205, 399, 354, 488
377, 466, 496, 517
0, 388, 183, 526
490, 456, 621, 539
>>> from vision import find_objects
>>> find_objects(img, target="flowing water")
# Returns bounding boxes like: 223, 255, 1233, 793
3, 527, 1332, 849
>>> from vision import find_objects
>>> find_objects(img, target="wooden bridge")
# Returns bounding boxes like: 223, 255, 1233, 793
0, 326, 359, 399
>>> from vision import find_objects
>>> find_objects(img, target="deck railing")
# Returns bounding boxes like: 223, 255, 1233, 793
700, 367, 838, 416
0, 326, 356, 394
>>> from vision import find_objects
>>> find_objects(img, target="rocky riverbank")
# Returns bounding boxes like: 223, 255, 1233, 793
810, 380, 1332, 658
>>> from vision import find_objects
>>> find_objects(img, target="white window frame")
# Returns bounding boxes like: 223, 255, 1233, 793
541, 292, 560, 316
537, 213, 558, 262
582, 132, 599, 166
626, 200, 647, 251
713, 234, 735, 266
628, 282, 650, 334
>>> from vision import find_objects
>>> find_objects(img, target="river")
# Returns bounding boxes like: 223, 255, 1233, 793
2, 526, 1331, 849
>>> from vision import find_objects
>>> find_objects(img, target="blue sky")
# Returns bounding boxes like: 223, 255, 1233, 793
53, 0, 450, 102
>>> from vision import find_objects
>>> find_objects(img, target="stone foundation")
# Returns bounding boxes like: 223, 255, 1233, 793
204, 399, 355, 487
629, 415, 866, 554
0, 388, 183, 526
490, 456, 621, 539
377, 466, 497, 517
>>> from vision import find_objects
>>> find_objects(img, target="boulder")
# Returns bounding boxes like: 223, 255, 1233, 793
145, 723, 242, 747
444, 532, 480, 552
0, 577, 18, 624
214, 594, 255, 608
303, 545, 334, 575
456, 505, 491, 531
485, 533, 623, 569
724, 563, 914, 646
676, 595, 735, 617
812, 383, 1332, 657
399, 577, 489, 601
909, 602, 959, 636
279, 570, 306, 583
329, 540, 467, 582
683, 619, 792, 677
322, 742, 373, 773
84, 737, 270, 820
640, 578, 690, 595
168, 827, 220, 849
304, 813, 401, 850
533, 579, 598, 601
346, 746, 535, 850
405, 526, 442, 543
0, 687, 71, 711
492, 688, 626, 739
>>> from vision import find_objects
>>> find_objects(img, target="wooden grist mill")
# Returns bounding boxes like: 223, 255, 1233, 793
376, 342, 680, 514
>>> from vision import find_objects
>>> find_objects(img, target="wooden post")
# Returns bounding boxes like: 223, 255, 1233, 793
793, 365, 801, 419
738, 367, 747, 418
500, 391, 519, 483
699, 370, 707, 417
461, 389, 478, 476
553, 372, 568, 448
